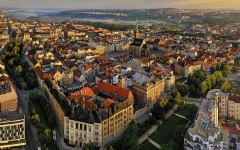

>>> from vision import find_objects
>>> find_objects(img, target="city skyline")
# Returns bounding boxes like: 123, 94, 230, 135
1, 0, 240, 9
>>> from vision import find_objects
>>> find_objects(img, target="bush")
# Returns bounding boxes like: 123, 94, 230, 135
31, 114, 40, 125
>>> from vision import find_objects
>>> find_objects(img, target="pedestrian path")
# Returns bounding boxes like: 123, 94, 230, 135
148, 138, 161, 149
138, 125, 158, 144
174, 113, 189, 120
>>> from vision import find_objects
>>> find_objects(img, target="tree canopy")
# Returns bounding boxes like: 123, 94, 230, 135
122, 121, 139, 150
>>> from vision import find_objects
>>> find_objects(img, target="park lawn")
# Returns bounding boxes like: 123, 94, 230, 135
177, 104, 198, 117
150, 115, 187, 145
140, 141, 159, 150
177, 107, 190, 117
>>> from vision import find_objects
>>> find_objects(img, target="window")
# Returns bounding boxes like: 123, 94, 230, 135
80, 124, 82, 130
89, 126, 92, 132
76, 123, 78, 129
84, 125, 87, 131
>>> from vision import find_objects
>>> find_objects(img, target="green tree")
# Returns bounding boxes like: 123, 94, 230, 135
15, 65, 22, 76
205, 79, 212, 90
209, 75, 217, 86
157, 99, 168, 108
222, 64, 231, 77
175, 82, 189, 96
31, 114, 40, 125
8, 59, 13, 65
221, 80, 232, 92
20, 82, 27, 90
43, 128, 52, 144
122, 121, 139, 150
13, 46, 19, 54
174, 91, 182, 104
200, 81, 208, 95
29, 89, 40, 102
213, 71, 223, 83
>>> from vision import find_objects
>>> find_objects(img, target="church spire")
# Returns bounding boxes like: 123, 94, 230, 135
136, 20, 139, 33
134, 20, 140, 39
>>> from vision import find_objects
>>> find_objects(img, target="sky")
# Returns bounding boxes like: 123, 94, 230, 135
0, 0, 240, 9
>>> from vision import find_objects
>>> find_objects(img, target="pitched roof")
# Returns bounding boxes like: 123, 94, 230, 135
97, 81, 133, 99
34, 66, 52, 80
67, 87, 95, 100
130, 38, 144, 47
103, 98, 115, 109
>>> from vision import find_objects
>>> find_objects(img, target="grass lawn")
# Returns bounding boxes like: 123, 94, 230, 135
177, 104, 198, 117
140, 141, 159, 150
177, 107, 191, 117
150, 115, 187, 145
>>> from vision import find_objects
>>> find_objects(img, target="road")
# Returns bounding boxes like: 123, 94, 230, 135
14, 82, 38, 150
187, 98, 203, 107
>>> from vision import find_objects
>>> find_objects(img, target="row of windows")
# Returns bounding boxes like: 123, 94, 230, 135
0, 135, 24, 141
0, 131, 24, 138
0, 124, 24, 130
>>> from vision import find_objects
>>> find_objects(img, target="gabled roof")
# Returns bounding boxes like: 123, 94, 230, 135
103, 98, 115, 109
67, 87, 95, 100
97, 81, 133, 99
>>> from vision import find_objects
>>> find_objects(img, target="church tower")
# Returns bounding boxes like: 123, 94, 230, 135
134, 21, 140, 39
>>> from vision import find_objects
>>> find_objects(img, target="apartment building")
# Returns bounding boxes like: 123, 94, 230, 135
207, 89, 240, 120
0, 111, 26, 149
132, 77, 165, 105
184, 93, 229, 150
64, 81, 134, 147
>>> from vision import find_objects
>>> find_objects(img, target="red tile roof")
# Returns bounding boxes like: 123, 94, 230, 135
67, 87, 95, 100
103, 98, 115, 109
34, 66, 52, 80
84, 65, 93, 71
97, 81, 133, 99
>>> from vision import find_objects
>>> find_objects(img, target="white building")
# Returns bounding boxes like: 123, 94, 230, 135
64, 116, 102, 147
0, 111, 26, 149
184, 91, 229, 150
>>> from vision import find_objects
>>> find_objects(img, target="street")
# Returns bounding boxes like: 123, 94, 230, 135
15, 84, 38, 150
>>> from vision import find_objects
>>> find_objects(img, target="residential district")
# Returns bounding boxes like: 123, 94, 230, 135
0, 11, 240, 150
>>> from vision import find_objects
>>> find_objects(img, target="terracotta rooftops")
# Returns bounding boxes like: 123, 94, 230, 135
35, 66, 52, 80
97, 81, 133, 99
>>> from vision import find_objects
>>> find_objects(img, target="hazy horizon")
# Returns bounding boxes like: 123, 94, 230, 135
0, 0, 240, 10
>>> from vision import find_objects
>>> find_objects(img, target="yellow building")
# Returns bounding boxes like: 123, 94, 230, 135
132, 77, 165, 105
64, 81, 134, 147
